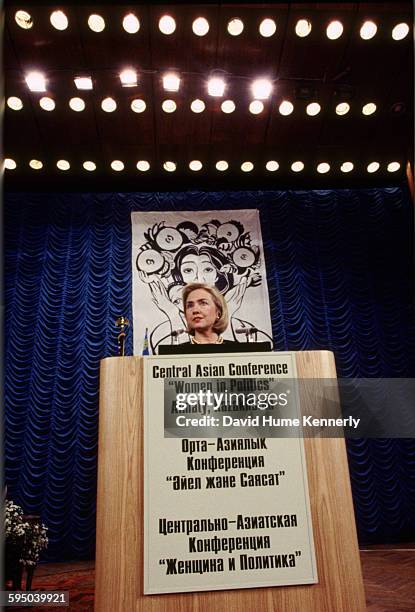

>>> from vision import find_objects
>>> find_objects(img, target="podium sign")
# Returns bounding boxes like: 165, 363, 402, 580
143, 352, 317, 594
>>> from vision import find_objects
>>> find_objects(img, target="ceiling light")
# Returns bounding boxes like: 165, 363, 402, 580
317, 162, 330, 174
340, 162, 354, 173
83, 161, 96, 171
367, 162, 379, 173
120, 69, 137, 87
39, 97, 55, 111
50, 10, 68, 30
216, 161, 228, 171
189, 160, 202, 171
241, 162, 254, 172
279, 100, 294, 115
192, 17, 209, 36
7, 97, 23, 111
88, 14, 105, 32
259, 18, 276, 38
387, 162, 400, 173
191, 99, 205, 113
326, 21, 343, 40
295, 19, 312, 37
306, 102, 321, 116
159, 15, 176, 35
111, 160, 124, 171
221, 100, 235, 113
335, 102, 350, 115
74, 76, 93, 90
162, 99, 177, 113
25, 72, 46, 92
360, 21, 377, 40
249, 100, 264, 114
252, 79, 272, 100
131, 99, 146, 113
123, 13, 140, 34
208, 77, 225, 97
266, 160, 279, 172
69, 97, 85, 111
362, 102, 376, 116
57, 160, 70, 171
227, 18, 244, 36
291, 161, 304, 172
4, 158, 17, 170
101, 97, 117, 112
392, 23, 409, 41
136, 160, 150, 171
163, 161, 176, 172
29, 159, 43, 170
15, 10, 33, 29
163, 73, 180, 92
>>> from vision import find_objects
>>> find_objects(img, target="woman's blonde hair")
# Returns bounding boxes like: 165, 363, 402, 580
182, 283, 229, 335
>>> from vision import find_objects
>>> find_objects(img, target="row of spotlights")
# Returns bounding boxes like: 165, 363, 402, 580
3, 158, 402, 174
7, 94, 381, 117
14, 10, 410, 41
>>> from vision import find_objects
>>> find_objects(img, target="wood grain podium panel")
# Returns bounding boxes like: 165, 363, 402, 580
95, 352, 366, 611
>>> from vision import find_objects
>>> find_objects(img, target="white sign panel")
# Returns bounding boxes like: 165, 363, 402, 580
144, 352, 318, 594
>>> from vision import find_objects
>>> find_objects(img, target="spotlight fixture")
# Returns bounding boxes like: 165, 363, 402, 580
191, 99, 205, 113
74, 76, 93, 90
25, 72, 46, 92
291, 161, 304, 172
88, 14, 105, 32
159, 15, 176, 35
227, 18, 244, 36
340, 162, 354, 173
69, 97, 85, 111
50, 10, 68, 30
189, 160, 202, 171
163, 161, 176, 172
111, 160, 124, 171
39, 97, 55, 111
57, 160, 70, 171
208, 77, 225, 97
101, 97, 117, 112
4, 158, 17, 170
120, 69, 137, 87
29, 159, 43, 170
123, 13, 140, 34
326, 21, 343, 40
266, 161, 279, 172
367, 162, 379, 173
249, 100, 264, 114
162, 99, 177, 113
136, 161, 150, 171
259, 19, 276, 38
295, 19, 312, 37
317, 162, 330, 174
221, 100, 235, 114
15, 10, 33, 29
306, 102, 321, 116
387, 162, 400, 173
163, 73, 180, 92
392, 23, 409, 41
362, 102, 376, 116
335, 102, 350, 115
251, 79, 272, 100
192, 17, 209, 36
360, 21, 377, 40
279, 100, 294, 115
7, 97, 23, 111
241, 162, 254, 172
131, 99, 146, 113
83, 161, 96, 171
216, 161, 228, 171
391, 102, 405, 115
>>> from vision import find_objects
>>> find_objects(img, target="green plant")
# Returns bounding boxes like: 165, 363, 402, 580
5, 500, 48, 566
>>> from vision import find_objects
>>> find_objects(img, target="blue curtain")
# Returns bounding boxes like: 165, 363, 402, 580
5, 187, 415, 560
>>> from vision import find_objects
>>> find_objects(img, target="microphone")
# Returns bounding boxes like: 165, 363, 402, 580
235, 327, 258, 335
171, 329, 186, 338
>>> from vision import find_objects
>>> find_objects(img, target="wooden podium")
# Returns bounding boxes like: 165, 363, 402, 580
95, 351, 366, 611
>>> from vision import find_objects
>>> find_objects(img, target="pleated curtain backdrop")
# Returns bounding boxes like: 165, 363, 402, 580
5, 187, 415, 560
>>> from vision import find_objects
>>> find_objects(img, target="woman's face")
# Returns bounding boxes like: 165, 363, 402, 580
180, 254, 218, 285
184, 289, 220, 334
